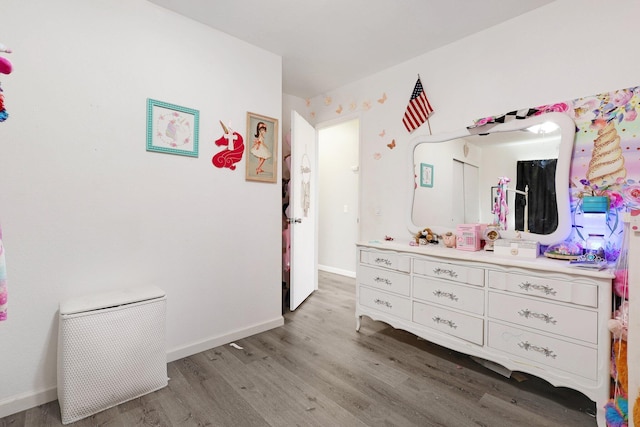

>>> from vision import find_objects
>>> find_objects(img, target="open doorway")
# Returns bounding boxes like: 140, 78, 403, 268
317, 118, 360, 277
281, 116, 359, 313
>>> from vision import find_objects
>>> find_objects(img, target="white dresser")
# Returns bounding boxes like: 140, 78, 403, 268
356, 242, 613, 427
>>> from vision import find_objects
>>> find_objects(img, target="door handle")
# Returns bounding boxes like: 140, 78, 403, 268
287, 218, 302, 224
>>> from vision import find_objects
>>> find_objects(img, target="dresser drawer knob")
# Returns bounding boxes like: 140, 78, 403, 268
374, 298, 392, 309
433, 290, 458, 301
374, 257, 392, 266
433, 267, 458, 278
518, 309, 557, 325
518, 341, 557, 358
432, 316, 457, 329
518, 281, 557, 296
374, 277, 392, 285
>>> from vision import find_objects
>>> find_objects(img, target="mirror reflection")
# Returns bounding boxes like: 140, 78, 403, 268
408, 112, 576, 246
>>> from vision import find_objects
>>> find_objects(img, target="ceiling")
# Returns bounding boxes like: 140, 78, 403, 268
147, 0, 554, 99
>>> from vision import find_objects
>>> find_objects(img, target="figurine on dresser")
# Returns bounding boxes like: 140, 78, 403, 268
442, 232, 456, 248
414, 228, 439, 245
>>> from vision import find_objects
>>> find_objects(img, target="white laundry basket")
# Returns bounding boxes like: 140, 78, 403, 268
57, 286, 168, 424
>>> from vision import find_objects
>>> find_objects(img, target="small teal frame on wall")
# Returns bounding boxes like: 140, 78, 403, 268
420, 163, 433, 188
146, 98, 199, 157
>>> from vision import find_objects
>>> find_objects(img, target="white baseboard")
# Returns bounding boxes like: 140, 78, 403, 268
318, 264, 356, 278
0, 316, 285, 419
0, 387, 58, 419
166, 316, 284, 362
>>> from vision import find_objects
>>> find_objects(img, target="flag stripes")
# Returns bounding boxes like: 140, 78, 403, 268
403, 78, 433, 133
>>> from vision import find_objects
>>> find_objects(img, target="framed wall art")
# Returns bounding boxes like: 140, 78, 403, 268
146, 98, 199, 157
420, 163, 433, 187
246, 112, 278, 183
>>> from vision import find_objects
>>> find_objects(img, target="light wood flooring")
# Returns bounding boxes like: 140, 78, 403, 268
1, 271, 598, 426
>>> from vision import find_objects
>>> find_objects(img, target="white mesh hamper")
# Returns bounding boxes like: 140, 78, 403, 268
57, 286, 168, 424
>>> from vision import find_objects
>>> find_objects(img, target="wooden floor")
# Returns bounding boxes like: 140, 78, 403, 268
2, 271, 598, 427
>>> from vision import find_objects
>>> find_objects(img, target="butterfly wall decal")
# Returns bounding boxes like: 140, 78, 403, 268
336, 105, 343, 114
387, 139, 396, 149
379, 129, 386, 137
378, 93, 387, 104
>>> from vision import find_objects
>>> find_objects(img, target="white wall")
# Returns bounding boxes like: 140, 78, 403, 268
318, 119, 359, 276
0, 0, 283, 416
296, 0, 640, 242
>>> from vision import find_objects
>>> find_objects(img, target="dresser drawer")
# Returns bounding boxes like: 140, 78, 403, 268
488, 292, 597, 344
487, 270, 597, 308
358, 265, 410, 296
359, 286, 411, 320
360, 249, 411, 273
413, 301, 483, 345
413, 258, 484, 287
413, 276, 484, 315
487, 322, 597, 380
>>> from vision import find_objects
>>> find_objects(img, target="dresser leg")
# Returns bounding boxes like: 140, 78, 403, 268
356, 315, 362, 332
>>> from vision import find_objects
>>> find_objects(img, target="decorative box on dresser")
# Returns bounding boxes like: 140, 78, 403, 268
356, 241, 614, 427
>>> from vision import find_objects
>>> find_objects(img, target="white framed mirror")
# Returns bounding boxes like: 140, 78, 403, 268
407, 112, 576, 246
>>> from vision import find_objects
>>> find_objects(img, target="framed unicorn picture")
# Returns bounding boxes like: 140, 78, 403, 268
420, 163, 433, 188
246, 112, 278, 183
146, 98, 199, 157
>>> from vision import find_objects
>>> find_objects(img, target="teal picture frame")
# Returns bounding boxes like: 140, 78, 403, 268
420, 163, 433, 188
146, 98, 199, 157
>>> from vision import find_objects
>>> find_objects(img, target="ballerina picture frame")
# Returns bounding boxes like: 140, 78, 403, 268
246, 112, 278, 183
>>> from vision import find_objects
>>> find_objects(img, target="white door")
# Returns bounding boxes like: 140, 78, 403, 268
463, 163, 480, 223
452, 160, 480, 224
289, 111, 317, 310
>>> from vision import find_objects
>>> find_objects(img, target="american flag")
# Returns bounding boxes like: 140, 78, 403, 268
402, 78, 433, 133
